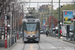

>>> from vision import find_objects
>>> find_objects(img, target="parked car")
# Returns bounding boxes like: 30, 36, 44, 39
40, 30, 43, 34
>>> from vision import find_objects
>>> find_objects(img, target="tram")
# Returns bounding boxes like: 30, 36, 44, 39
22, 16, 40, 43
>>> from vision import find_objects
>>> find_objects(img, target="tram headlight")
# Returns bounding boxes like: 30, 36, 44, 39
30, 35, 32, 37
33, 35, 35, 37
28, 36, 30, 37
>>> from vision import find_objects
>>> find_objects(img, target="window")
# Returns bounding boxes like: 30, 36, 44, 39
24, 23, 37, 31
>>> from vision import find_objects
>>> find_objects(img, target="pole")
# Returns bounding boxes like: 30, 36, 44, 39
74, 0, 75, 40
51, 0, 53, 36
8, 0, 10, 47
15, 11, 17, 42
12, 4, 14, 35
47, 8, 50, 36
67, 25, 70, 39
22, 5, 24, 19
29, 0, 31, 8
11, 3, 14, 45
14, 10, 16, 43
29, 0, 31, 12
18, 13, 19, 37
10, 10, 12, 47
58, 0, 60, 38
5, 14, 7, 48
4, 0, 7, 48
37, 1, 39, 18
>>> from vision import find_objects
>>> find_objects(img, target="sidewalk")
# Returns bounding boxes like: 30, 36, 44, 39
63, 37, 75, 44
49, 31, 75, 44
0, 47, 10, 50
0, 43, 17, 50
0, 39, 19, 50
52, 35, 75, 44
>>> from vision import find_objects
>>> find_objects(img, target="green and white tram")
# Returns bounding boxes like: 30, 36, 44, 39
22, 17, 40, 43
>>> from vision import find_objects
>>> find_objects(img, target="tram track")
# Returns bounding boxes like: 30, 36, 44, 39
37, 42, 41, 50
22, 42, 41, 50
22, 35, 73, 50
42, 38, 59, 50
41, 36, 73, 49
22, 43, 26, 50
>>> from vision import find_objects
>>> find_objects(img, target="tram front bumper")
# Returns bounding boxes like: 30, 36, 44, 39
25, 37, 38, 40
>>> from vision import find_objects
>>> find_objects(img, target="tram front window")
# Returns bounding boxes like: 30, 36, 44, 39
25, 23, 37, 31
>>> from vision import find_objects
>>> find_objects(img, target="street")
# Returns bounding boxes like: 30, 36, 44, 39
1, 0, 75, 50
5, 34, 75, 50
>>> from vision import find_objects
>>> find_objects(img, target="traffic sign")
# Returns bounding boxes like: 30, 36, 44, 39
43, 26, 45, 29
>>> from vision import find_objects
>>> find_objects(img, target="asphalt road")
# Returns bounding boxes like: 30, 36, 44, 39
9, 34, 75, 50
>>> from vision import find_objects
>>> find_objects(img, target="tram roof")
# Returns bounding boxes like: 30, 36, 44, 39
25, 16, 35, 19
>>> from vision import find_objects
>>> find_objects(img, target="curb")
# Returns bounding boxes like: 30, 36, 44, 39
49, 36, 75, 44
63, 40, 75, 44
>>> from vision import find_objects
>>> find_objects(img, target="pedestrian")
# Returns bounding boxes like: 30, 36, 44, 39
55, 29, 58, 37
46, 30, 49, 36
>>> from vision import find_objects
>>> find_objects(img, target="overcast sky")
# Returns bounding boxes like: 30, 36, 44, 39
18, 0, 73, 10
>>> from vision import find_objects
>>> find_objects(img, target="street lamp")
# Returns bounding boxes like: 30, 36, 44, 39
8, 1, 15, 47
8, 24, 11, 27
58, 0, 60, 39
0, 2, 2, 13
29, 0, 31, 8
50, 0, 53, 36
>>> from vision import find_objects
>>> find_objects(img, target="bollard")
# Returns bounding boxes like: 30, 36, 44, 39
5, 38, 7, 48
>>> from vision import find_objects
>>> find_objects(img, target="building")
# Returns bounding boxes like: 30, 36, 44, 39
38, 4, 52, 27
39, 4, 51, 12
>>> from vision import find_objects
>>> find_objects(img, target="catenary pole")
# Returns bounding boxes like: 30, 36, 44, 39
51, 0, 53, 36
58, 0, 60, 39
